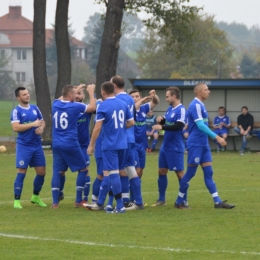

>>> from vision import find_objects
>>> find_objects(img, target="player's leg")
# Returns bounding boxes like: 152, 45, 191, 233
92, 157, 103, 203
81, 147, 91, 203
59, 172, 66, 202
30, 145, 47, 207
152, 148, 168, 206
120, 145, 130, 205
13, 143, 32, 209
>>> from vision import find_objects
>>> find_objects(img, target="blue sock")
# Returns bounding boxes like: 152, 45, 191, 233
14, 173, 26, 199
84, 175, 91, 201
107, 184, 114, 206
158, 174, 167, 201
129, 185, 134, 202
92, 177, 102, 202
33, 174, 45, 195
52, 171, 60, 204
151, 140, 158, 150
59, 175, 66, 196
75, 171, 86, 203
203, 166, 222, 203
120, 176, 129, 203
97, 176, 109, 206
110, 173, 123, 210
176, 166, 197, 205
129, 177, 143, 205
178, 178, 187, 203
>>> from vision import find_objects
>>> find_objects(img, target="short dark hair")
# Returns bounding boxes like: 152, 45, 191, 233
111, 75, 125, 89
62, 85, 74, 97
129, 89, 142, 97
101, 81, 114, 95
218, 106, 225, 110
166, 86, 180, 99
241, 106, 248, 110
15, 87, 26, 97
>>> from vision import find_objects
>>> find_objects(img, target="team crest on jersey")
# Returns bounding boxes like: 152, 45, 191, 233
22, 113, 26, 117
171, 113, 175, 118
194, 157, 199, 163
33, 110, 37, 115
19, 160, 24, 166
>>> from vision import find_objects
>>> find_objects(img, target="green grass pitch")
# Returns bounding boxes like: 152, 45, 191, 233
0, 149, 260, 259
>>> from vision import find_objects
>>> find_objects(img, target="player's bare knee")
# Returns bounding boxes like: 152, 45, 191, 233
159, 168, 168, 175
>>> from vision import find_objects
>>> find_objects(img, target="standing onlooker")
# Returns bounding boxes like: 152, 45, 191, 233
175, 83, 235, 209
151, 87, 187, 206
213, 106, 231, 152
234, 106, 254, 155
146, 110, 159, 152
11, 87, 47, 209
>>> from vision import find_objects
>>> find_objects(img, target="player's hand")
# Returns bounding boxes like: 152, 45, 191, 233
35, 126, 44, 135
33, 119, 43, 128
156, 116, 164, 123
75, 84, 86, 92
141, 96, 152, 104
215, 136, 226, 146
87, 145, 93, 155
86, 84, 95, 93
149, 90, 156, 97
152, 125, 162, 131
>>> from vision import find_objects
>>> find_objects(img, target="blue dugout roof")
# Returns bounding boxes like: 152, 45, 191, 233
129, 79, 260, 89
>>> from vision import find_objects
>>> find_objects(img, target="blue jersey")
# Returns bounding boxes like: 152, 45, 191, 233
135, 103, 150, 149
187, 98, 209, 147
52, 100, 86, 146
10, 104, 43, 145
77, 112, 92, 148
96, 97, 132, 150
94, 100, 103, 159
213, 115, 230, 132
116, 92, 135, 144
161, 104, 186, 152
146, 116, 156, 132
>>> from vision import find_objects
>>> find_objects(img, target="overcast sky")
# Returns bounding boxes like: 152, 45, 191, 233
0, 0, 259, 40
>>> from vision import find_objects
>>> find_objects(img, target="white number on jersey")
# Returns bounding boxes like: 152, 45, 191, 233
112, 110, 125, 129
53, 111, 68, 129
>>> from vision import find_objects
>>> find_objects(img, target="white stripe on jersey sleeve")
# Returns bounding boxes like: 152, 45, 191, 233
194, 103, 203, 122
96, 118, 105, 122
177, 107, 186, 124
126, 117, 134, 121
12, 109, 19, 122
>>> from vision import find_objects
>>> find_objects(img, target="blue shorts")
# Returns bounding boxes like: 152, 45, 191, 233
214, 129, 228, 135
187, 146, 212, 165
134, 147, 146, 169
80, 147, 90, 166
52, 144, 87, 172
123, 143, 136, 167
16, 143, 46, 168
95, 157, 103, 176
102, 149, 126, 171
159, 148, 184, 171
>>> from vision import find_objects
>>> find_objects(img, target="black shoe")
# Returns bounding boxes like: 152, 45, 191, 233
58, 194, 64, 202
124, 201, 135, 208
214, 200, 235, 209
174, 202, 190, 209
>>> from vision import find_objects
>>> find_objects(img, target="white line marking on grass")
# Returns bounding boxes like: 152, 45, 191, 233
0, 233, 260, 256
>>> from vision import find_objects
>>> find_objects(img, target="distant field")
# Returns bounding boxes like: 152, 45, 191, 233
1, 150, 260, 259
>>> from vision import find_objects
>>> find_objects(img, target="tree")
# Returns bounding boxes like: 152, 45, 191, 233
240, 54, 259, 78
55, 0, 71, 98
94, 0, 200, 98
137, 15, 235, 79
33, 0, 52, 140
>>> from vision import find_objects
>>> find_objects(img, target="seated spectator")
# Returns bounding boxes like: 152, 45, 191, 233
233, 106, 254, 155
146, 110, 159, 152
213, 106, 231, 152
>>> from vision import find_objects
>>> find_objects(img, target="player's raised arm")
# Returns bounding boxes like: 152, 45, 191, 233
85, 84, 96, 113
149, 90, 160, 110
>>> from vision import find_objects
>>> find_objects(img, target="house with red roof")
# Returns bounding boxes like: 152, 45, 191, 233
0, 6, 87, 86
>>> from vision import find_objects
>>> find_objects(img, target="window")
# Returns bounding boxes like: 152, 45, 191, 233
17, 50, 26, 60
0, 49, 5, 59
16, 72, 26, 82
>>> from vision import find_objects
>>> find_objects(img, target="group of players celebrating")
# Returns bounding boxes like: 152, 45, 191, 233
11, 75, 235, 212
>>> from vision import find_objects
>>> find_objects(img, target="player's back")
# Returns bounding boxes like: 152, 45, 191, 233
96, 97, 131, 150
187, 98, 209, 147
10, 104, 42, 145
162, 104, 186, 152
52, 100, 86, 146
116, 92, 135, 143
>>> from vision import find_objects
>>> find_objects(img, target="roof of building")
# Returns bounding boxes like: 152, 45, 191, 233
0, 6, 86, 48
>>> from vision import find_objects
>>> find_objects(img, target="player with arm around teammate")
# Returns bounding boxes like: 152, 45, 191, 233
11, 87, 47, 209
86, 81, 134, 213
